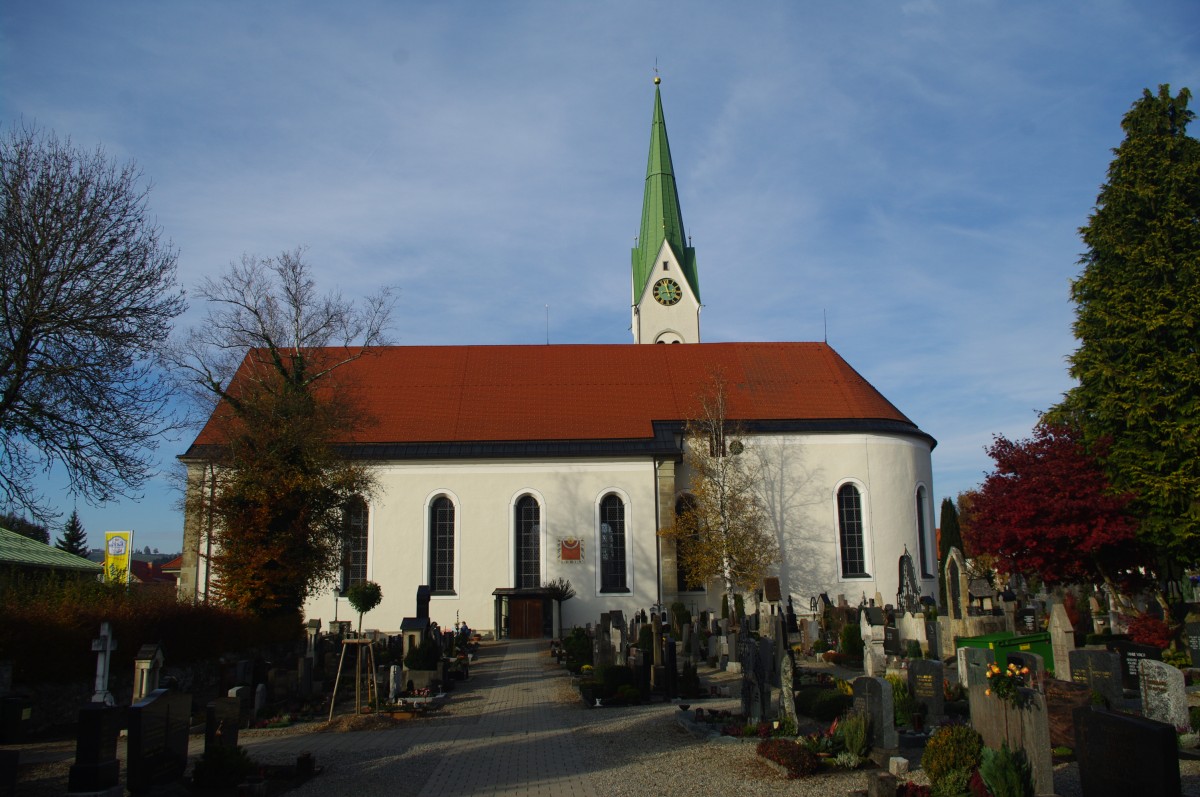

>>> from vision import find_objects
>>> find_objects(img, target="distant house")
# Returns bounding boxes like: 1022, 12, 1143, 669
0, 526, 103, 586
130, 558, 177, 587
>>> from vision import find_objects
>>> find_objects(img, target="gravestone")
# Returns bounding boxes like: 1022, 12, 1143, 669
1016, 607, 1038, 634
1047, 603, 1074, 679
923, 620, 939, 660
852, 676, 898, 751
416, 585, 431, 619
1004, 651, 1044, 692
1186, 622, 1200, 668
133, 643, 164, 700
883, 626, 902, 657
945, 549, 966, 620
778, 647, 800, 730
204, 697, 240, 755
68, 704, 122, 795
305, 619, 321, 657
1106, 640, 1160, 690
127, 688, 191, 793
1068, 648, 1122, 706
1043, 679, 1091, 748
1074, 706, 1181, 797
907, 659, 944, 719
957, 646, 995, 689
968, 684, 1053, 796
1139, 659, 1188, 730
90, 622, 118, 705
253, 683, 268, 719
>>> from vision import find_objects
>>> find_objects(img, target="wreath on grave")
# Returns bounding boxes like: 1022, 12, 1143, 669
985, 662, 1030, 708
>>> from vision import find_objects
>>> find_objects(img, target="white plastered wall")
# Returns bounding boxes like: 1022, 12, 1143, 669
672, 430, 935, 615
302, 458, 660, 633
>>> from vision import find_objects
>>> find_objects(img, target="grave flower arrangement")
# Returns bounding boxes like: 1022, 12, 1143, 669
985, 662, 1029, 708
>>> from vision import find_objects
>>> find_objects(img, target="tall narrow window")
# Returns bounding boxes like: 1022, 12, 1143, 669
341, 495, 368, 592
675, 494, 703, 592
430, 496, 455, 594
599, 493, 627, 592
916, 486, 933, 578
515, 495, 540, 589
837, 484, 869, 577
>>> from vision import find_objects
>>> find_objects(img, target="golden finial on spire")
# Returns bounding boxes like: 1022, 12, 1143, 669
654, 59, 660, 85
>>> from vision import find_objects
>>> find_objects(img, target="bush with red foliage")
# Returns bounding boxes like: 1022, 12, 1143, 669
968, 420, 1140, 587
756, 739, 820, 778
896, 783, 931, 797
1126, 613, 1172, 649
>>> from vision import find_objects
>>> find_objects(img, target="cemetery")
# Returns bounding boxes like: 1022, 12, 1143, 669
2, 564, 1199, 795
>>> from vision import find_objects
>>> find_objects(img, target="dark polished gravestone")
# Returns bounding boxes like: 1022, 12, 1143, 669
68, 704, 123, 795
1068, 648, 1122, 706
205, 697, 240, 755
1105, 639, 1161, 691
127, 689, 191, 794
1187, 622, 1200, 668
907, 659, 944, 719
1074, 705, 1181, 797
883, 626, 902, 656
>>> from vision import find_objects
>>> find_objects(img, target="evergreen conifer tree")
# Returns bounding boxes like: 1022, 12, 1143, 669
1057, 85, 1200, 574
56, 509, 88, 556
937, 497, 964, 609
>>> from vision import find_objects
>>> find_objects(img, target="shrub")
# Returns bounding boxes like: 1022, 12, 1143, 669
1126, 614, 1172, 649
836, 710, 871, 757
897, 783, 932, 797
930, 766, 973, 797
811, 690, 853, 722
596, 664, 635, 694
734, 593, 745, 621
636, 625, 653, 652
906, 639, 923, 659
812, 639, 830, 653
670, 601, 691, 634
793, 686, 824, 716
921, 723, 983, 787
979, 743, 1034, 797
614, 684, 640, 704
756, 739, 820, 778
840, 623, 864, 659
1189, 705, 1200, 732
192, 744, 256, 789
887, 674, 913, 726
562, 627, 592, 665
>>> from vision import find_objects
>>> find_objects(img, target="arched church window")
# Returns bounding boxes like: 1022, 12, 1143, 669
916, 486, 933, 578
515, 495, 540, 589
599, 493, 628, 593
837, 484, 869, 578
675, 494, 704, 592
430, 496, 455, 594
341, 495, 368, 593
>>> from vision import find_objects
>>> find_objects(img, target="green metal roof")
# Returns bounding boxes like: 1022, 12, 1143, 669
632, 84, 699, 303
0, 526, 103, 572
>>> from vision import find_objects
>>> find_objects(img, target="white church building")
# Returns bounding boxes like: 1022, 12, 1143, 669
178, 82, 938, 637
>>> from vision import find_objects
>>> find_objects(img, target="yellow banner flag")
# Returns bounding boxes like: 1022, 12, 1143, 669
104, 531, 134, 584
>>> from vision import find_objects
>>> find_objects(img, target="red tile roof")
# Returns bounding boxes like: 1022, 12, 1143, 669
189, 342, 919, 448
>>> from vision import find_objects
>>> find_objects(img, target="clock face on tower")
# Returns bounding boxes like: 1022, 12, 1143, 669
653, 277, 682, 305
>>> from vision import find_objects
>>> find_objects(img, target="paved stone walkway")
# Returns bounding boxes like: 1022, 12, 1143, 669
228, 639, 598, 797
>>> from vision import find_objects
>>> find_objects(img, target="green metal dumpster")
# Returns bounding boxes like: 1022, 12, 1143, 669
954, 631, 1055, 672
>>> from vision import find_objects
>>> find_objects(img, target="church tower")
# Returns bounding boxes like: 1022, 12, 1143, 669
631, 78, 701, 344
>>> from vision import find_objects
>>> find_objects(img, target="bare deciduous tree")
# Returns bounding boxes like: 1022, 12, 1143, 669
0, 124, 184, 520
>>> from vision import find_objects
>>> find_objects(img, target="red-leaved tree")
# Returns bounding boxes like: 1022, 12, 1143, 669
967, 420, 1142, 601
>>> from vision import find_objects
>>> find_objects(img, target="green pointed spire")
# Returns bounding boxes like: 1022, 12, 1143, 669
632, 83, 699, 303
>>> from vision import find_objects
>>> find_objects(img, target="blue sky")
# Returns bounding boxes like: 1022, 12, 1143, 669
2, 1, 1197, 554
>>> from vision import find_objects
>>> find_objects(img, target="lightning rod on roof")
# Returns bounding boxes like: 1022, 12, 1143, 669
823, 309, 828, 343
545, 305, 550, 345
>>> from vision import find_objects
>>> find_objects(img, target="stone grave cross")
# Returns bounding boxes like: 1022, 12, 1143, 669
91, 621, 117, 705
